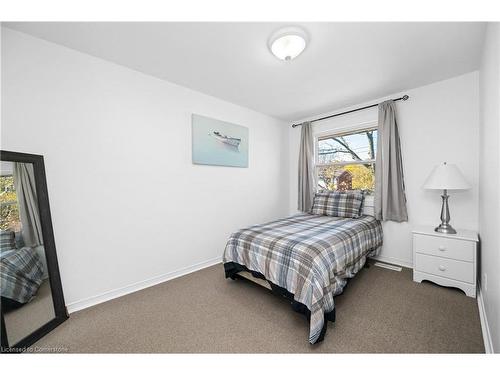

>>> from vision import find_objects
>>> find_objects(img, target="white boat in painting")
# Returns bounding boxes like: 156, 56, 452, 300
211, 131, 241, 148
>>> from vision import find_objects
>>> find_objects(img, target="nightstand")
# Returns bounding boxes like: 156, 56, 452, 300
412, 226, 478, 298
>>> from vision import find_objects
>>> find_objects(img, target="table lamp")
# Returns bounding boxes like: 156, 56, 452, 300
423, 162, 470, 234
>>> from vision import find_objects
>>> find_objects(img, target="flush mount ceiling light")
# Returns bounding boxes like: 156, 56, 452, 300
268, 26, 308, 61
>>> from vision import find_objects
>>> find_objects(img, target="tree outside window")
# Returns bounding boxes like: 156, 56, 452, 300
0, 175, 21, 231
317, 128, 377, 194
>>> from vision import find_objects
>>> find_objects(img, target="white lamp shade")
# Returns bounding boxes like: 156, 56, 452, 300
423, 162, 470, 190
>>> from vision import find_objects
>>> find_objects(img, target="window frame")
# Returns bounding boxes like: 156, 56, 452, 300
314, 122, 378, 193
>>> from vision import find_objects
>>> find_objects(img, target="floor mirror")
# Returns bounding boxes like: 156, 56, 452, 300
0, 151, 67, 353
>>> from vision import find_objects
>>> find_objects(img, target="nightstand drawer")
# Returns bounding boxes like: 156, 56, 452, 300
415, 253, 474, 283
413, 234, 474, 262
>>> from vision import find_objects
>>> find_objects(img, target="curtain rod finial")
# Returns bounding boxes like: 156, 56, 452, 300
402, 95, 409, 101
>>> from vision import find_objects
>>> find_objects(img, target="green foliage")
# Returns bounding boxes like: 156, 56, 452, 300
318, 164, 375, 193
344, 164, 375, 192
0, 176, 20, 231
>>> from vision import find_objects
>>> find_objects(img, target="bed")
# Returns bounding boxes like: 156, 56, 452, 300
1, 246, 44, 310
223, 208, 383, 344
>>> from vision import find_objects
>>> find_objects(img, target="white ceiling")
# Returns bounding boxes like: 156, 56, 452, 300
4, 22, 486, 121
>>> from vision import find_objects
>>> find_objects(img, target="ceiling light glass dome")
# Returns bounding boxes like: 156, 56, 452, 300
268, 26, 308, 61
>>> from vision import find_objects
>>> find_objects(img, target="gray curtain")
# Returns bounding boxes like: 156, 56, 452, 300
374, 101, 408, 222
13, 162, 43, 247
298, 122, 315, 212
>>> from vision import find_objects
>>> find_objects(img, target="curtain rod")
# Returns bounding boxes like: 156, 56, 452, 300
291, 95, 410, 128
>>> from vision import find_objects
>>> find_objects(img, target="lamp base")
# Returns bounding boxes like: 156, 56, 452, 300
434, 189, 457, 234
435, 223, 457, 234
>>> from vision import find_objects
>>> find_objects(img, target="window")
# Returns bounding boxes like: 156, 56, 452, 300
316, 127, 377, 194
0, 175, 21, 231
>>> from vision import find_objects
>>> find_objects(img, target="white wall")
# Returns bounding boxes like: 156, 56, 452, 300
288, 72, 480, 267
1, 28, 289, 310
478, 23, 500, 353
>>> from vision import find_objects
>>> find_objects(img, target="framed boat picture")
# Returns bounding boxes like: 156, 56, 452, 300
192, 114, 249, 168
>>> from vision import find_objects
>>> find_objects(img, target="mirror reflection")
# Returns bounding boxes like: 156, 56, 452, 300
1, 161, 55, 345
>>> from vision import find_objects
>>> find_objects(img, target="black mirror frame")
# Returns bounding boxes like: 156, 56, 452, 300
0, 150, 68, 353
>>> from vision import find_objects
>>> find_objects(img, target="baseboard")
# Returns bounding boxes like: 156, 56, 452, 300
477, 283, 494, 353
373, 262, 402, 272
369, 254, 413, 269
66, 256, 222, 314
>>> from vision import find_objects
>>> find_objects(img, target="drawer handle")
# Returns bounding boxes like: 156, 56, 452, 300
438, 246, 446, 251
438, 265, 446, 271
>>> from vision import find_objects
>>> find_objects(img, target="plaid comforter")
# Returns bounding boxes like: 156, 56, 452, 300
223, 213, 383, 344
1, 247, 44, 304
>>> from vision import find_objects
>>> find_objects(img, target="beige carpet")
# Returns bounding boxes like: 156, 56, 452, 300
34, 261, 484, 353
